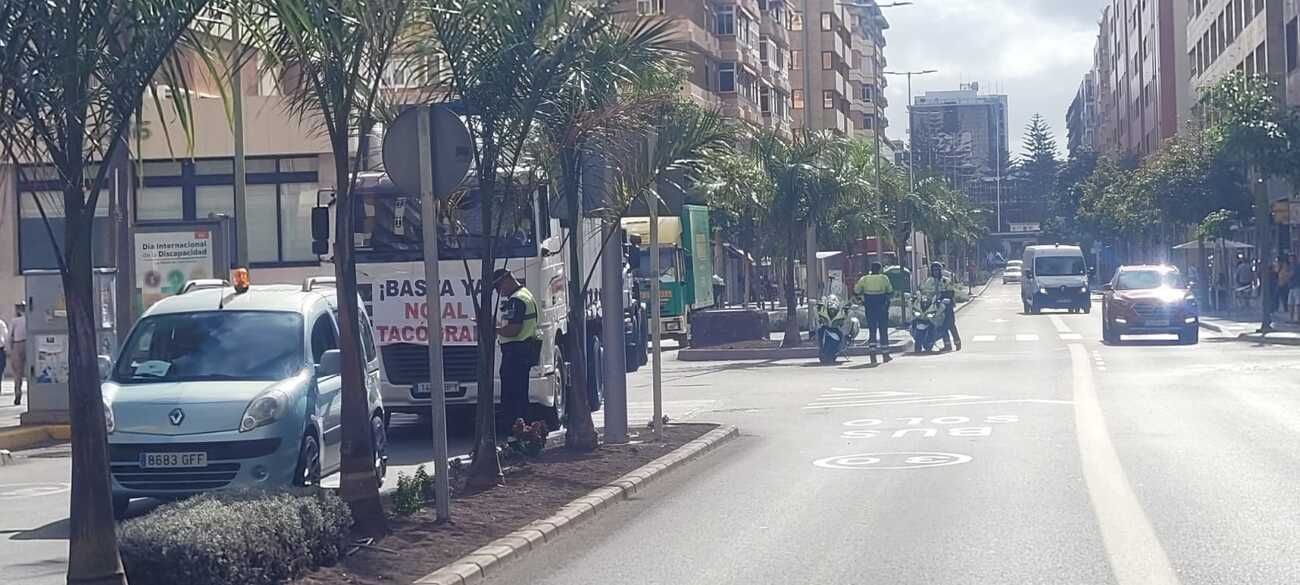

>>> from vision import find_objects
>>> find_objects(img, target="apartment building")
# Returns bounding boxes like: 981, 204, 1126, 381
1088, 0, 1191, 157
788, 0, 853, 132
1187, 0, 1287, 100
1067, 72, 1099, 156
909, 83, 1012, 232
846, 3, 891, 144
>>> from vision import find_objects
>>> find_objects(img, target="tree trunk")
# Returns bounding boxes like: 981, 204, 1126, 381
1196, 234, 1211, 311
560, 148, 597, 451
331, 134, 387, 537
781, 224, 801, 347
467, 145, 503, 487
62, 183, 128, 585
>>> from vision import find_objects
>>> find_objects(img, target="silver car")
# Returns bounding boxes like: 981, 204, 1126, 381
102, 279, 386, 518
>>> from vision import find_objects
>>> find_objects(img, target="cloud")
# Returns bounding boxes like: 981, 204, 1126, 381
882, 0, 1101, 157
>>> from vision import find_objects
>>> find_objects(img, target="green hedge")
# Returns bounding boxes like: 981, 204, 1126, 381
119, 490, 352, 585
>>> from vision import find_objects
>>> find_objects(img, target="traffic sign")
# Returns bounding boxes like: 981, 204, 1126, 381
382, 105, 473, 197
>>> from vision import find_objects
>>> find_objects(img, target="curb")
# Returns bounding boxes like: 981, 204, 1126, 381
678, 340, 906, 362
413, 425, 740, 585
1237, 332, 1300, 346
0, 425, 68, 451
1197, 320, 1227, 333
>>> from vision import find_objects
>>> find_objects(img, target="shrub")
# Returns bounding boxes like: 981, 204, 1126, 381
392, 465, 435, 516
119, 489, 352, 585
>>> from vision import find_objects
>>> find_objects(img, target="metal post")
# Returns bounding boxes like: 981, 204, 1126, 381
418, 107, 450, 522
600, 221, 628, 443
648, 192, 663, 440
805, 224, 817, 339
112, 122, 134, 343
231, 2, 249, 269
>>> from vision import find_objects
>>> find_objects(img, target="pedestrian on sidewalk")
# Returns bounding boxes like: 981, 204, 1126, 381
1277, 255, 1293, 315
9, 303, 25, 406
1289, 260, 1300, 323
854, 262, 894, 362
0, 315, 8, 391
1235, 257, 1253, 309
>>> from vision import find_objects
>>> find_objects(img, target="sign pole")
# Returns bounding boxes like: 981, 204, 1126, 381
418, 106, 451, 523
648, 191, 663, 441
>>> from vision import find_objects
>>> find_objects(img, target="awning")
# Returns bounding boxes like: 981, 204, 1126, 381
1172, 238, 1254, 250
815, 251, 843, 260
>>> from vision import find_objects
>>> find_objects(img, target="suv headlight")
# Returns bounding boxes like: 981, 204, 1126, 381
103, 401, 115, 434
1039, 287, 1048, 295
240, 390, 287, 433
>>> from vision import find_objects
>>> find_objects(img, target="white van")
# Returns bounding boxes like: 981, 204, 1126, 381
1021, 245, 1092, 314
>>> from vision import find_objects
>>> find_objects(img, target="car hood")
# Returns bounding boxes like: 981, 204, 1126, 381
1112, 288, 1192, 304
104, 376, 302, 436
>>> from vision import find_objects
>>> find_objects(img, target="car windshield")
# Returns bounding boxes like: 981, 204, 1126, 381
1116, 270, 1184, 290
1035, 256, 1086, 276
113, 311, 304, 383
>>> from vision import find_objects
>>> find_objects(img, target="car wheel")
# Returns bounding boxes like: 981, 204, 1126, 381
293, 433, 322, 487
371, 413, 388, 483
587, 335, 604, 412
112, 496, 131, 521
1179, 326, 1199, 345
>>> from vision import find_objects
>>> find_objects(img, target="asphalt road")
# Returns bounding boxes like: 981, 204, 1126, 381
485, 282, 1300, 585
8, 282, 1300, 584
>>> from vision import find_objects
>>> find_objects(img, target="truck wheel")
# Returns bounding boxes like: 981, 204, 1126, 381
587, 335, 604, 412
535, 347, 566, 431
371, 413, 388, 483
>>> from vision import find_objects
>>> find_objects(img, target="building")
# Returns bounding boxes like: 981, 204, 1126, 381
1066, 72, 1098, 156
1089, 0, 1191, 157
908, 83, 1011, 232
846, 3, 891, 141
788, 0, 853, 132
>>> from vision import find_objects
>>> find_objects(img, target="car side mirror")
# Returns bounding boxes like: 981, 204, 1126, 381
317, 349, 342, 378
98, 355, 113, 381
539, 235, 562, 257
1101, 284, 1113, 292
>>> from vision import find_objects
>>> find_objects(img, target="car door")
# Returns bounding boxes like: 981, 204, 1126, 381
309, 312, 343, 474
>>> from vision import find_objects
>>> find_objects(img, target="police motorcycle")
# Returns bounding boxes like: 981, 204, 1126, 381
905, 291, 951, 353
814, 294, 862, 364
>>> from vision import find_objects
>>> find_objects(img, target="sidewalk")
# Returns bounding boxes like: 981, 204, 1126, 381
0, 379, 20, 430
1199, 309, 1300, 346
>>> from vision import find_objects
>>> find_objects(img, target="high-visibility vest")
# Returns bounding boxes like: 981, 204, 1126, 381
499, 286, 541, 343
854, 274, 893, 296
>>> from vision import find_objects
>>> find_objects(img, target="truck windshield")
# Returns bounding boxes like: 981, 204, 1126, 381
634, 247, 679, 282
354, 186, 537, 262
1035, 256, 1086, 276
113, 311, 305, 383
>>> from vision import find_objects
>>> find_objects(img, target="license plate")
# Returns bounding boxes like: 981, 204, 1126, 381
1143, 319, 1169, 327
139, 452, 207, 469
917, 323, 929, 330
414, 382, 461, 397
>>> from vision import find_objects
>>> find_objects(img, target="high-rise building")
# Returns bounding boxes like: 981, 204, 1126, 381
845, 3, 891, 141
1188, 0, 1286, 99
908, 83, 1011, 231
1066, 72, 1098, 157
788, 0, 852, 132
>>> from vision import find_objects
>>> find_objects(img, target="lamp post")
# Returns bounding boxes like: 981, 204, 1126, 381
884, 68, 936, 277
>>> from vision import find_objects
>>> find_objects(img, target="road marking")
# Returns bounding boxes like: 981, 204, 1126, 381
1059, 333, 1083, 340
803, 395, 985, 409
1068, 344, 1180, 585
1015, 334, 1040, 342
1049, 315, 1073, 333
813, 452, 972, 470
972, 335, 997, 342
0, 482, 70, 500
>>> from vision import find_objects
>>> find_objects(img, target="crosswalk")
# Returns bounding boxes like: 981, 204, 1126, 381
591, 399, 717, 429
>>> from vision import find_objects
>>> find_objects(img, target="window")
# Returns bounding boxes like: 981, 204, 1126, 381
1256, 0, 1264, 15
823, 89, 835, 109
863, 84, 874, 101
792, 89, 805, 109
775, 44, 785, 69
759, 38, 769, 65
1255, 41, 1267, 73
789, 11, 803, 31
822, 51, 833, 70
17, 186, 113, 272
717, 6, 736, 35
636, 0, 664, 15
791, 50, 802, 69
863, 114, 875, 130
760, 86, 772, 115
821, 12, 833, 31
719, 62, 736, 92
1288, 18, 1298, 71
310, 314, 339, 366
381, 56, 428, 89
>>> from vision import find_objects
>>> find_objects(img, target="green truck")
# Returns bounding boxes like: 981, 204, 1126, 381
621, 204, 715, 344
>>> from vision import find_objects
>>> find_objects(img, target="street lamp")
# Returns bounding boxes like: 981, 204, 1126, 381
885, 68, 937, 274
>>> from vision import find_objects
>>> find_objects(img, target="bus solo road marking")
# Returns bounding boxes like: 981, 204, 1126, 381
0, 482, 70, 500
839, 415, 1019, 439
813, 452, 972, 470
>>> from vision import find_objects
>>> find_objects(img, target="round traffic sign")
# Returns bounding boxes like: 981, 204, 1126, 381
382, 105, 473, 198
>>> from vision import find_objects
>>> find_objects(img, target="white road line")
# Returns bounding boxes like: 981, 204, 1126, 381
1049, 314, 1073, 333
1068, 344, 1180, 585
1059, 333, 1083, 340
803, 395, 985, 409
972, 335, 997, 342
1015, 334, 1040, 342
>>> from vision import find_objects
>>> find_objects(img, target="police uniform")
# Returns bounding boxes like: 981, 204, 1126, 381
854, 273, 894, 351
922, 274, 961, 350
499, 285, 541, 424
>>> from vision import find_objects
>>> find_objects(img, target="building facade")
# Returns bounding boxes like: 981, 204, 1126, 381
1067, 72, 1098, 157
788, 0, 853, 132
908, 84, 1012, 232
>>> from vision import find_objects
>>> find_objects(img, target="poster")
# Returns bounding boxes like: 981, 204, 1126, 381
366, 273, 484, 346
136, 230, 214, 309
34, 334, 69, 384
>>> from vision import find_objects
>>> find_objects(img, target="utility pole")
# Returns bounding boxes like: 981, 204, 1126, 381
800, 0, 817, 339
600, 221, 628, 443
231, 1, 249, 270
885, 68, 936, 281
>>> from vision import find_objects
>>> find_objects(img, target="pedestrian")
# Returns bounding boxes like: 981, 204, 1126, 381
0, 314, 8, 400
1235, 257, 1253, 308
922, 262, 961, 352
492, 268, 542, 428
9, 303, 25, 406
1277, 255, 1293, 314
1290, 259, 1300, 323
853, 262, 894, 362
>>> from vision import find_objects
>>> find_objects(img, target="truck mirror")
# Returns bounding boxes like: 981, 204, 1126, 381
311, 206, 330, 242
626, 245, 642, 270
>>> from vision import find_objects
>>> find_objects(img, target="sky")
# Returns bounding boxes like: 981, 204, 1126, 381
881, 0, 1102, 159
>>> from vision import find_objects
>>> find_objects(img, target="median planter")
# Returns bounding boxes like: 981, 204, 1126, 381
690, 308, 769, 347
119, 490, 352, 585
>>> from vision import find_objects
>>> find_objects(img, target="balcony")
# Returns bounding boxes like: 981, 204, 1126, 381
678, 20, 720, 57
848, 69, 866, 84
719, 38, 762, 74
849, 98, 869, 116
761, 15, 789, 46
684, 81, 722, 109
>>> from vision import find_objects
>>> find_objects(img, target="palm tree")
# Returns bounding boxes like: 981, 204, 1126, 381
700, 149, 772, 307
245, 0, 409, 536
0, 1, 217, 582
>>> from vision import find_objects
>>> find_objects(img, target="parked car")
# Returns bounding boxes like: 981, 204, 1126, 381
102, 277, 387, 519
1003, 267, 1022, 284
1101, 265, 1198, 345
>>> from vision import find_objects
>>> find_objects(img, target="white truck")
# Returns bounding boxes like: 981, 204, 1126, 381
348, 172, 643, 429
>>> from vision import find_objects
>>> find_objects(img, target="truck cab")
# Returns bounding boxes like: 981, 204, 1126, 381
622, 204, 715, 345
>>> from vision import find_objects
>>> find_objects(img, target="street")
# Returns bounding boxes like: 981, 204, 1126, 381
7, 281, 1300, 584
484, 281, 1300, 585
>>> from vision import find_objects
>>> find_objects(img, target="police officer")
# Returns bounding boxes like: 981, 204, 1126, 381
493, 268, 542, 426
922, 262, 961, 352
854, 262, 894, 362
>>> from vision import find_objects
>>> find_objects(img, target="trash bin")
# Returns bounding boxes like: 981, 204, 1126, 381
884, 265, 911, 294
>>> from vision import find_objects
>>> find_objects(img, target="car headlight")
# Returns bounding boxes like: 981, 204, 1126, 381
1039, 287, 1048, 295
103, 401, 115, 434
240, 391, 287, 433
1114, 317, 1128, 324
